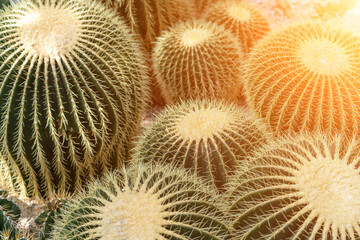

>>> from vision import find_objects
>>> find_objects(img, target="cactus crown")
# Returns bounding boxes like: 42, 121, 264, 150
51, 163, 230, 239
227, 134, 360, 239
17, 2, 79, 57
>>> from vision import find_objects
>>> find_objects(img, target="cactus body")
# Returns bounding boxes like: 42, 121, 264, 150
102, 0, 195, 52
203, 0, 270, 53
245, 21, 360, 137
0, 190, 20, 239
51, 162, 231, 240
0, 0, 148, 198
153, 20, 244, 103
135, 100, 269, 189
227, 134, 360, 239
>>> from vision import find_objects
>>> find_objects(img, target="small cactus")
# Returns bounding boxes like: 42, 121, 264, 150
203, 0, 270, 53
0, 190, 20, 239
50, 162, 231, 239
135, 100, 269, 189
35, 198, 67, 240
153, 20, 245, 103
245, 20, 360, 137
0, 0, 148, 198
227, 134, 360, 239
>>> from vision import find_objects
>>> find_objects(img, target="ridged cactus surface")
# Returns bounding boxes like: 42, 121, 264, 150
153, 20, 244, 103
0, 0, 148, 198
101, 0, 195, 51
245, 21, 360, 137
227, 134, 360, 239
50, 162, 231, 239
203, 0, 270, 53
135, 100, 269, 189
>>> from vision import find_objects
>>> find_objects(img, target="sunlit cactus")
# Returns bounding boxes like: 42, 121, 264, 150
101, 0, 196, 52
135, 100, 269, 189
245, 20, 360, 137
227, 133, 360, 239
0, 0, 148, 198
203, 0, 270, 53
50, 162, 231, 240
153, 20, 244, 103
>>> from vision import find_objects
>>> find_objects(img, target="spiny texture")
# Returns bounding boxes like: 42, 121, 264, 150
227, 134, 360, 239
153, 20, 244, 103
0, 190, 21, 239
50, 162, 231, 240
203, 0, 270, 53
135, 100, 269, 189
101, 0, 195, 52
0, 0, 148, 198
245, 21, 360, 137
0, 0, 11, 9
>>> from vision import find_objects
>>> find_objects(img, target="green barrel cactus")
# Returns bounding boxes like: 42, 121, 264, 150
0, 0, 148, 198
134, 100, 269, 189
50, 162, 231, 239
152, 20, 245, 103
0, 189, 20, 239
227, 134, 360, 239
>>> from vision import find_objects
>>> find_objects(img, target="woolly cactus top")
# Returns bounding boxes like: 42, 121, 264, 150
16, 3, 79, 57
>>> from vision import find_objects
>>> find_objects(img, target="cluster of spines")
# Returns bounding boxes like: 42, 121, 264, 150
203, 0, 270, 53
50, 162, 231, 239
245, 20, 360, 137
152, 20, 244, 103
226, 134, 360, 239
134, 100, 269, 189
0, 0, 148, 198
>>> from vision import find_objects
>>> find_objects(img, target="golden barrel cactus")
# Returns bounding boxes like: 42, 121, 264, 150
51, 162, 231, 239
153, 20, 245, 103
0, 0, 148, 198
245, 21, 360, 137
203, 0, 270, 53
135, 100, 269, 189
227, 134, 360, 239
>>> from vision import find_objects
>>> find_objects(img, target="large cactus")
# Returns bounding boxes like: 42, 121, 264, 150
227, 134, 360, 239
50, 162, 231, 239
0, 0, 148, 198
245, 20, 360, 137
135, 100, 269, 189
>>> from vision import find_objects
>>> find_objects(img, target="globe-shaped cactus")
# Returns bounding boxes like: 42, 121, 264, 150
50, 162, 231, 239
227, 133, 360, 239
203, 0, 270, 53
245, 21, 360, 137
152, 20, 245, 103
0, 0, 148, 198
135, 100, 269, 189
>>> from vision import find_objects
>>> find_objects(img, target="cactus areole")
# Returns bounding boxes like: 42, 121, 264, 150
0, 0, 148, 198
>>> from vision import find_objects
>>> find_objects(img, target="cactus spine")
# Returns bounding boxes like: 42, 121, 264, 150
203, 0, 270, 53
245, 21, 360, 137
102, 0, 195, 52
50, 162, 231, 239
153, 20, 245, 103
0, 0, 148, 198
135, 100, 269, 189
227, 134, 360, 239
